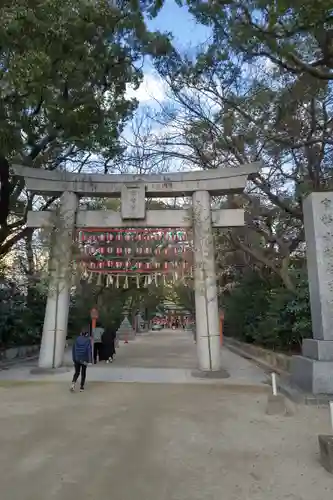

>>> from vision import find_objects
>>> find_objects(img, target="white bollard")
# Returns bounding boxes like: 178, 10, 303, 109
266, 372, 292, 416
272, 372, 277, 396
330, 401, 333, 432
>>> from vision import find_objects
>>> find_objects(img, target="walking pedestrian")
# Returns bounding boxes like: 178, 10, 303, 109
102, 327, 116, 363
92, 321, 104, 364
70, 326, 92, 392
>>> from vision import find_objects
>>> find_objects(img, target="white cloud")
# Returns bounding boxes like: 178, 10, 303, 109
126, 72, 167, 104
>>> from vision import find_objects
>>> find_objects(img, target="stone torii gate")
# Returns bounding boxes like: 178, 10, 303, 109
14, 163, 259, 372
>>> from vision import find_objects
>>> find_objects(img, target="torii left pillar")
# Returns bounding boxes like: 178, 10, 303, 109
192, 190, 220, 371
39, 191, 78, 369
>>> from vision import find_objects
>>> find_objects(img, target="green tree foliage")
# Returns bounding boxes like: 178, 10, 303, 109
0, 281, 46, 348
145, 0, 325, 347
0, 0, 172, 257
1, 0, 326, 353
222, 267, 311, 351
183, 0, 333, 80
68, 276, 168, 337
141, 0, 333, 326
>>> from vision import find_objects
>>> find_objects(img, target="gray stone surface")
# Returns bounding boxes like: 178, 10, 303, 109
302, 339, 333, 361
121, 184, 146, 219
27, 208, 245, 229
0, 346, 39, 362
116, 316, 135, 341
38, 191, 78, 370
303, 192, 333, 341
212, 208, 244, 227
291, 192, 333, 394
276, 373, 333, 406
191, 369, 229, 379
318, 435, 333, 474
0, 330, 268, 387
4, 348, 18, 360
291, 355, 333, 395
13, 163, 259, 197
192, 190, 220, 371
18, 346, 27, 357
266, 394, 293, 416
30, 366, 71, 375
135, 313, 145, 333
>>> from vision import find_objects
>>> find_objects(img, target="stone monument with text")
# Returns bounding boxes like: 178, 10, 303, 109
292, 192, 333, 394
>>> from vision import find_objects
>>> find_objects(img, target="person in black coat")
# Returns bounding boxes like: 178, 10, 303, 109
102, 328, 116, 363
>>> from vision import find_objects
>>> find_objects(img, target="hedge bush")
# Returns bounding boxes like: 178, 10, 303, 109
222, 268, 311, 352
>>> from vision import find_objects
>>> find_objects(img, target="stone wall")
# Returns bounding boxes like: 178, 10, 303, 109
225, 337, 292, 374
0, 345, 40, 362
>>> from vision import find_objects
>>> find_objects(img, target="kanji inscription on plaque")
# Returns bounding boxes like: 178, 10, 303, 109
121, 184, 145, 219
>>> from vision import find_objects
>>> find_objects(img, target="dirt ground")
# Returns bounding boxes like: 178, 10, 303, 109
0, 381, 332, 500
0, 330, 332, 499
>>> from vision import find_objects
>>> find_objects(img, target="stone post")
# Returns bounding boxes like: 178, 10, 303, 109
192, 190, 220, 371
39, 191, 78, 369
291, 192, 333, 394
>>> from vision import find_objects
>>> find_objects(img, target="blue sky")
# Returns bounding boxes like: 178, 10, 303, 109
126, 2, 212, 107
147, 1, 211, 51
81, 3, 211, 174
120, 2, 213, 175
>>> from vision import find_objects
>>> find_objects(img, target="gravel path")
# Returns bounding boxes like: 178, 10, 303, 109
0, 330, 331, 499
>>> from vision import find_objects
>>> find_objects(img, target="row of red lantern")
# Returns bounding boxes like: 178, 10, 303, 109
82, 245, 189, 256
78, 229, 188, 243
87, 260, 191, 272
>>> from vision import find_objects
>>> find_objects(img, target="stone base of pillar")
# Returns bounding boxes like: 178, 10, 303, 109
192, 368, 229, 379
196, 334, 221, 371
302, 339, 333, 360
291, 348, 333, 395
318, 435, 333, 474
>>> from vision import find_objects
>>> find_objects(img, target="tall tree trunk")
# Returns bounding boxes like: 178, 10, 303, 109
25, 229, 36, 307
280, 256, 296, 293
0, 155, 10, 235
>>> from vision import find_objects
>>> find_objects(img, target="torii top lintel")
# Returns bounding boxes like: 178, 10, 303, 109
12, 163, 260, 198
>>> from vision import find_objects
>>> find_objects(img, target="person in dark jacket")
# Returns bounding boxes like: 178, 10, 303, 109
101, 328, 116, 363
70, 327, 92, 392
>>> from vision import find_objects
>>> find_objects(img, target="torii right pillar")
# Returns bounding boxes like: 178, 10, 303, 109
292, 192, 333, 394
192, 190, 221, 371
